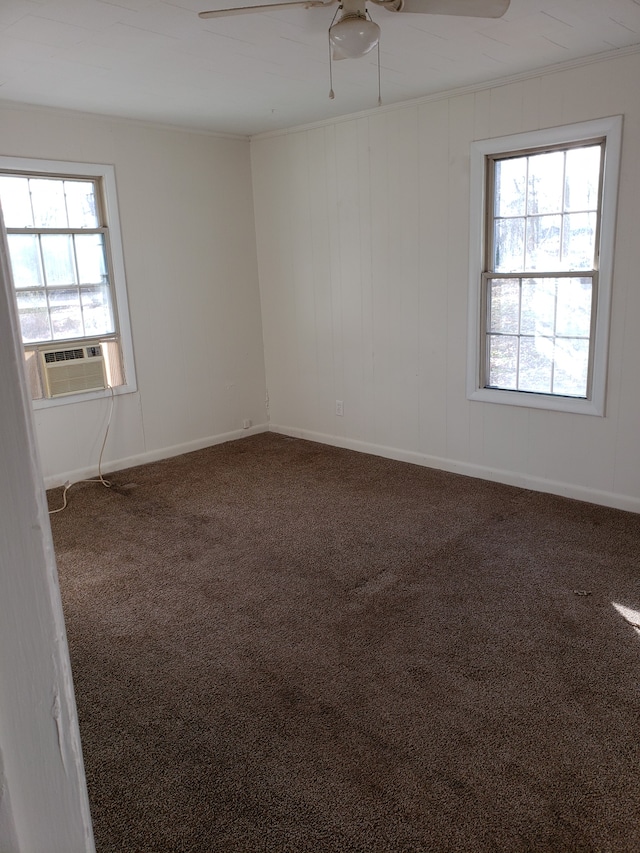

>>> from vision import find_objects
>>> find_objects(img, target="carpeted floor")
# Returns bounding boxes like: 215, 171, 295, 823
49, 433, 640, 852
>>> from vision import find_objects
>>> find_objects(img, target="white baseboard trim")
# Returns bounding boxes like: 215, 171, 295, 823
43, 423, 269, 489
269, 423, 640, 514
45, 420, 640, 514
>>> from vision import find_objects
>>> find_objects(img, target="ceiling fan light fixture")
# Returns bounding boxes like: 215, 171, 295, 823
329, 14, 380, 59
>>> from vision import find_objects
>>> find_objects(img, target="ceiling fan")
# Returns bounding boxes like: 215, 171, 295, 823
199, 0, 510, 61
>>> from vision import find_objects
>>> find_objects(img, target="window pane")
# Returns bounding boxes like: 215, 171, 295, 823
487, 334, 518, 389
525, 214, 561, 271
16, 290, 51, 343
49, 288, 83, 339
0, 176, 34, 227
495, 157, 526, 217
30, 178, 68, 228
556, 277, 592, 338
80, 284, 114, 335
553, 338, 589, 396
519, 336, 553, 393
41, 234, 77, 286
75, 234, 107, 283
489, 279, 519, 333
565, 146, 601, 212
65, 181, 99, 228
562, 212, 597, 270
494, 218, 525, 272
7, 234, 43, 288
521, 277, 555, 335
486, 275, 592, 398
527, 150, 564, 215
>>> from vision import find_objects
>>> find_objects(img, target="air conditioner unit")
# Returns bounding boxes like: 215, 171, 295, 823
40, 343, 107, 398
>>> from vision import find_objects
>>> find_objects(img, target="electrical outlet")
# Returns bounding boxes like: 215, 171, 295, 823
335, 400, 344, 417
242, 418, 252, 430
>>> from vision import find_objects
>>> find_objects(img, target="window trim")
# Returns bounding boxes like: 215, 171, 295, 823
0, 156, 137, 408
466, 116, 623, 416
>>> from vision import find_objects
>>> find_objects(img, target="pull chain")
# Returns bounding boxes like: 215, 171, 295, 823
329, 37, 335, 99
328, 6, 340, 99
376, 23, 382, 105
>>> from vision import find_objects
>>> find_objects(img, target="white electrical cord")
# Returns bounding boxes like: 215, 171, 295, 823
49, 385, 115, 515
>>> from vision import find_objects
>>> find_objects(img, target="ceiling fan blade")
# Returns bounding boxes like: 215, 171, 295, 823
375, 0, 510, 17
199, 0, 333, 18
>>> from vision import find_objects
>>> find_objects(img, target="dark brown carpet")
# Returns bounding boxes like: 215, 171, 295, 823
49, 433, 640, 852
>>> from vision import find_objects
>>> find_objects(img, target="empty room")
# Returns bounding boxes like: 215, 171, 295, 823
1, 1, 640, 851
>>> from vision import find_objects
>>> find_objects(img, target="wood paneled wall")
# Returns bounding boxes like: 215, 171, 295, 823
252, 52, 640, 511
0, 105, 267, 486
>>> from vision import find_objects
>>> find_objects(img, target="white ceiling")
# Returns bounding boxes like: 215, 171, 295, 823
1, 0, 640, 136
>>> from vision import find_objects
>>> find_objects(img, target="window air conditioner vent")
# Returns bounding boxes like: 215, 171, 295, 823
40, 343, 107, 398
44, 348, 86, 364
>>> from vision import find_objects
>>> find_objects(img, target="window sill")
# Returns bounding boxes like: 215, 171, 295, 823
32, 382, 137, 410
467, 386, 604, 416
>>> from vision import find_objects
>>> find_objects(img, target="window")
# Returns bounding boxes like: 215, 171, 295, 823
0, 157, 136, 406
467, 117, 622, 415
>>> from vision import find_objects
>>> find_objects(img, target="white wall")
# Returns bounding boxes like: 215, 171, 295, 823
0, 104, 267, 486
251, 50, 640, 512
0, 212, 94, 852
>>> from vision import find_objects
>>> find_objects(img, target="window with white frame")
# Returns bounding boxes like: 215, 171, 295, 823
0, 157, 136, 406
467, 117, 622, 416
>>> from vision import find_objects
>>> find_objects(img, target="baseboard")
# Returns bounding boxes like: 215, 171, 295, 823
43, 423, 270, 489
45, 420, 640, 514
269, 423, 640, 515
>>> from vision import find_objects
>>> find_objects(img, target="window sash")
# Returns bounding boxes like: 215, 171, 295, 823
480, 271, 598, 398
479, 139, 605, 400
485, 140, 605, 276
2, 178, 120, 348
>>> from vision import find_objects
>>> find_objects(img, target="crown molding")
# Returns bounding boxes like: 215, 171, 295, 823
251, 43, 640, 141
0, 99, 250, 142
